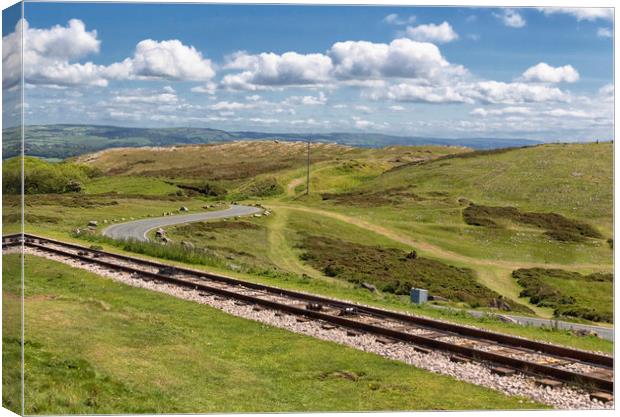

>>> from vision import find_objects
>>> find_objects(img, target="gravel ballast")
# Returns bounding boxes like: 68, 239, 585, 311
15, 248, 613, 410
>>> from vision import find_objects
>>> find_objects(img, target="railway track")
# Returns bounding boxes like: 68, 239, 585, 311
4, 233, 614, 398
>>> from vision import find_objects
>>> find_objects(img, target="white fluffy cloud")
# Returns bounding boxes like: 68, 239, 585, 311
329, 38, 466, 81
469, 81, 568, 104
369, 79, 568, 105
495, 9, 526, 28
521, 62, 579, 83
105, 39, 215, 81
539, 7, 613, 22
404, 22, 459, 43
379, 83, 471, 103
597, 27, 612, 38
221, 38, 466, 90
221, 51, 332, 90
3, 19, 216, 89
3, 19, 109, 88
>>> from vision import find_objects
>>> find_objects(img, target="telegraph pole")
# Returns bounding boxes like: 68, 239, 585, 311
305, 139, 310, 195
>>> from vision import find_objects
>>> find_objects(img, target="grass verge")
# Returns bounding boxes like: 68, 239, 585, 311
4, 254, 545, 413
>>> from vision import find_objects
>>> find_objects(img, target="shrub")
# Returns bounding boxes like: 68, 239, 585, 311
2, 156, 98, 195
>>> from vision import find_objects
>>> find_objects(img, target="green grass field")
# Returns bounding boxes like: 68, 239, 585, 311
11, 141, 614, 329
2, 254, 544, 413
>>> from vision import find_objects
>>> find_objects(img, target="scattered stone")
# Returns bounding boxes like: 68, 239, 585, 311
253, 213, 262, 218
496, 315, 518, 324
180, 241, 195, 250
573, 328, 598, 337
360, 282, 377, 292
103, 219, 108, 224
87, 220, 98, 227
534, 378, 563, 389
490, 366, 516, 377
180, 206, 189, 212
589, 392, 613, 403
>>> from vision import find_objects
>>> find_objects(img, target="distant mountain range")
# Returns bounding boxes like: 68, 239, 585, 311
2, 124, 543, 160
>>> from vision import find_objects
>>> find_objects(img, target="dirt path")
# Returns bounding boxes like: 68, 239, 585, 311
286, 177, 305, 197
265, 208, 348, 287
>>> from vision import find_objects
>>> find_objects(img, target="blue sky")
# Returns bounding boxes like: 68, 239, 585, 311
2, 3, 615, 141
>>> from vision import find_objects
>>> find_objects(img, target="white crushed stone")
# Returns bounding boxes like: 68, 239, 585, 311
15, 247, 613, 410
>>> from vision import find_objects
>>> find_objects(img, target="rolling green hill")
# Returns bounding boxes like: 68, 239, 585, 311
14, 140, 614, 326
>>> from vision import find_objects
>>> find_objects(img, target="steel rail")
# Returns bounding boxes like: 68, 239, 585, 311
4, 233, 614, 393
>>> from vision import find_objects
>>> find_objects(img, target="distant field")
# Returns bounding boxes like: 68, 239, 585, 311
2, 124, 540, 159
2, 254, 542, 413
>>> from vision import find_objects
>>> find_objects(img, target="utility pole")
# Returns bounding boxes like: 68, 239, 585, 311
305, 139, 310, 195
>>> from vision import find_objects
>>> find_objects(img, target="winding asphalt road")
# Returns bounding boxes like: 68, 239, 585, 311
102, 204, 262, 242
431, 305, 614, 341
102, 203, 613, 340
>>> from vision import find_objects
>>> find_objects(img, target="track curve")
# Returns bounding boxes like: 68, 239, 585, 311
102, 204, 262, 241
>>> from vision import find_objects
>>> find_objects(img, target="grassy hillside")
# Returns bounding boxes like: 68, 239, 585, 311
19, 140, 613, 325
372, 143, 612, 226
3, 254, 542, 413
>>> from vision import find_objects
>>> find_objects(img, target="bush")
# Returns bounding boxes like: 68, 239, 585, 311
2, 156, 98, 195
513, 268, 613, 323
463, 203, 602, 242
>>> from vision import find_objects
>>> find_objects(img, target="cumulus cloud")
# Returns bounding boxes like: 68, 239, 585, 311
220, 38, 466, 90
383, 13, 416, 25
221, 50, 332, 90
2, 19, 108, 88
329, 38, 466, 81
105, 39, 215, 81
378, 83, 471, 104
3, 19, 217, 89
521, 62, 579, 83
469, 81, 568, 104
404, 22, 459, 43
539, 7, 613, 22
495, 9, 526, 28
597, 27, 612, 38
